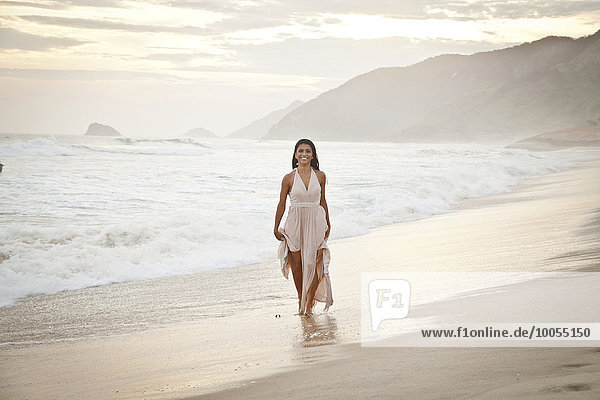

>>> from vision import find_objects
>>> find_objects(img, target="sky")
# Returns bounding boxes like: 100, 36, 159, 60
0, 1, 599, 137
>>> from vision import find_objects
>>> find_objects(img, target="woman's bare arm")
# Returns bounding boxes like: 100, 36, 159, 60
318, 171, 331, 239
274, 173, 291, 240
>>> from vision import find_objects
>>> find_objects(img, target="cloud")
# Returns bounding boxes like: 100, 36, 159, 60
0, 0, 122, 9
165, 0, 248, 13
17, 15, 203, 33
167, 0, 600, 25
173, 0, 600, 18
0, 1, 66, 10
143, 52, 218, 64
422, 0, 600, 20
167, 0, 436, 19
200, 13, 291, 35
0, 27, 88, 50
11, 1, 600, 41
161, 1, 431, 36
59, 0, 123, 7
0, 67, 182, 81
15, 12, 317, 38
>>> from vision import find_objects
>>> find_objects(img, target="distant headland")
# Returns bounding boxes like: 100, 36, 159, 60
181, 127, 218, 138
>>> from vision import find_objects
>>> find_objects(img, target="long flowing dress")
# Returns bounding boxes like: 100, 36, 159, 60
277, 167, 333, 314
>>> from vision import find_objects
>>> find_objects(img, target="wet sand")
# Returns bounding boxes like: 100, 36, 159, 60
192, 157, 600, 399
1, 155, 599, 399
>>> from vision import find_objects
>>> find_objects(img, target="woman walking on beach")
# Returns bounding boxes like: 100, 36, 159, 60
274, 139, 333, 317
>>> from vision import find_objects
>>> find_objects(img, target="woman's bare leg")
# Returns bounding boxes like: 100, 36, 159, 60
305, 249, 323, 315
289, 250, 303, 313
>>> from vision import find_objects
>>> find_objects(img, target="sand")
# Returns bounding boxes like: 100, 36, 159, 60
194, 156, 600, 399
1, 155, 599, 399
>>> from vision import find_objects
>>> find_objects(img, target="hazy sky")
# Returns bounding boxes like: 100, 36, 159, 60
1, 1, 599, 137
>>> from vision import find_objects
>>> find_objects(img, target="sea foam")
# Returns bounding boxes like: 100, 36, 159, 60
0, 135, 596, 307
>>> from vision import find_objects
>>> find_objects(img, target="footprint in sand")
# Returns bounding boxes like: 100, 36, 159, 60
543, 383, 592, 393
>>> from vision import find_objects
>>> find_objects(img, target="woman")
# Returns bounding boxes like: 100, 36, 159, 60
274, 139, 333, 317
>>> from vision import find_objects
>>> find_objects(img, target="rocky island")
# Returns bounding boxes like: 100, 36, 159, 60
84, 122, 122, 136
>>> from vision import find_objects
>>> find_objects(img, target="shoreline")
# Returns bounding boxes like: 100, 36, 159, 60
1, 155, 599, 399
192, 157, 600, 398
0, 145, 596, 310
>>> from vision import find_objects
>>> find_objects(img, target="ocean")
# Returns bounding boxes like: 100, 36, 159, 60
0, 134, 595, 308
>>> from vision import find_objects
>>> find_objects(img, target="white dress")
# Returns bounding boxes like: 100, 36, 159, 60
277, 167, 333, 314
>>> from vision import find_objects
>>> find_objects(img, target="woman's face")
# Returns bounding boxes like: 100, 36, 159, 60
295, 144, 313, 165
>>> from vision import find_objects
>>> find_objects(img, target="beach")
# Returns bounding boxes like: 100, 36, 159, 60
1, 153, 599, 399
1, 2, 599, 398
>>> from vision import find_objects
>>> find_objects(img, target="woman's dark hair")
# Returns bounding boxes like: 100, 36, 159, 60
292, 138, 319, 170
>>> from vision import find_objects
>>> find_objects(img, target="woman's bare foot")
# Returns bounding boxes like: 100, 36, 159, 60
304, 301, 314, 317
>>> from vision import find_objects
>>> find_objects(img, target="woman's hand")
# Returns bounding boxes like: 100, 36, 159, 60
274, 228, 285, 241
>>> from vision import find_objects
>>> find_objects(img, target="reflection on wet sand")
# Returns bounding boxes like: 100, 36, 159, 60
298, 313, 339, 347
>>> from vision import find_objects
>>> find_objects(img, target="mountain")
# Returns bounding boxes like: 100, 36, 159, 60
227, 100, 304, 139
84, 122, 121, 136
265, 30, 600, 144
182, 127, 218, 138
